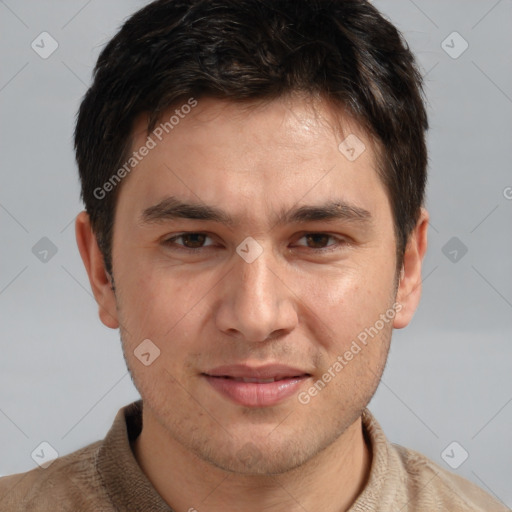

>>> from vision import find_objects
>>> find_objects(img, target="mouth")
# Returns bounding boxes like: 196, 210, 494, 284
201, 365, 312, 407
204, 375, 310, 383
203, 363, 311, 380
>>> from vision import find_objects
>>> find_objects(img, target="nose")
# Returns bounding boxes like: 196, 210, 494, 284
214, 246, 298, 342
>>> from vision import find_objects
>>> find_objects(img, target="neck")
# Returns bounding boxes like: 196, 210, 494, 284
133, 409, 371, 512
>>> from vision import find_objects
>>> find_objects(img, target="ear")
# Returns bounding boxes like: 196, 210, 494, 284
75, 211, 119, 329
393, 208, 429, 329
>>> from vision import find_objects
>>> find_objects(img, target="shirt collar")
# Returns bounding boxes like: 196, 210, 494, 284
97, 399, 173, 511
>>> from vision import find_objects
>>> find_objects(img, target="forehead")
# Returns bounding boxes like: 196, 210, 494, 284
119, 95, 389, 226
133, 94, 373, 157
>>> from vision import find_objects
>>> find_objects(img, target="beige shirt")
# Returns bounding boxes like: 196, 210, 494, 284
0, 400, 508, 511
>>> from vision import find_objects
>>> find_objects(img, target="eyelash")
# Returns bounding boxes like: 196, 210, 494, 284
161, 232, 348, 253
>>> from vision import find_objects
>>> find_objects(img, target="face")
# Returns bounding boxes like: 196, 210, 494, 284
80, 94, 423, 475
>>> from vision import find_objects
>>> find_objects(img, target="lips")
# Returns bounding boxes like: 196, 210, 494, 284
202, 364, 311, 407
203, 363, 310, 380
225, 376, 291, 383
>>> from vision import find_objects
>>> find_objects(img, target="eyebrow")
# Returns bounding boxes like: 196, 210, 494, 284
139, 196, 372, 228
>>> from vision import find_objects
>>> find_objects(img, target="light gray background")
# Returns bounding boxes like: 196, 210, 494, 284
1, 0, 511, 507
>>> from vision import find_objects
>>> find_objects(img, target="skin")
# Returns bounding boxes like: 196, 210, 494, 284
76, 94, 428, 512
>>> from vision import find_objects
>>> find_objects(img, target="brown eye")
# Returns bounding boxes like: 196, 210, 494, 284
163, 233, 214, 249
292, 233, 348, 253
304, 233, 331, 249
180, 233, 207, 248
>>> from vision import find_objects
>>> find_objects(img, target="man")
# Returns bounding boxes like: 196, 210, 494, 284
0, 0, 508, 510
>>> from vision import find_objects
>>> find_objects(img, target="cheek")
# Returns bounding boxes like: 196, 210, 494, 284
307, 263, 393, 313
121, 263, 222, 358
298, 255, 396, 352
115, 262, 188, 340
